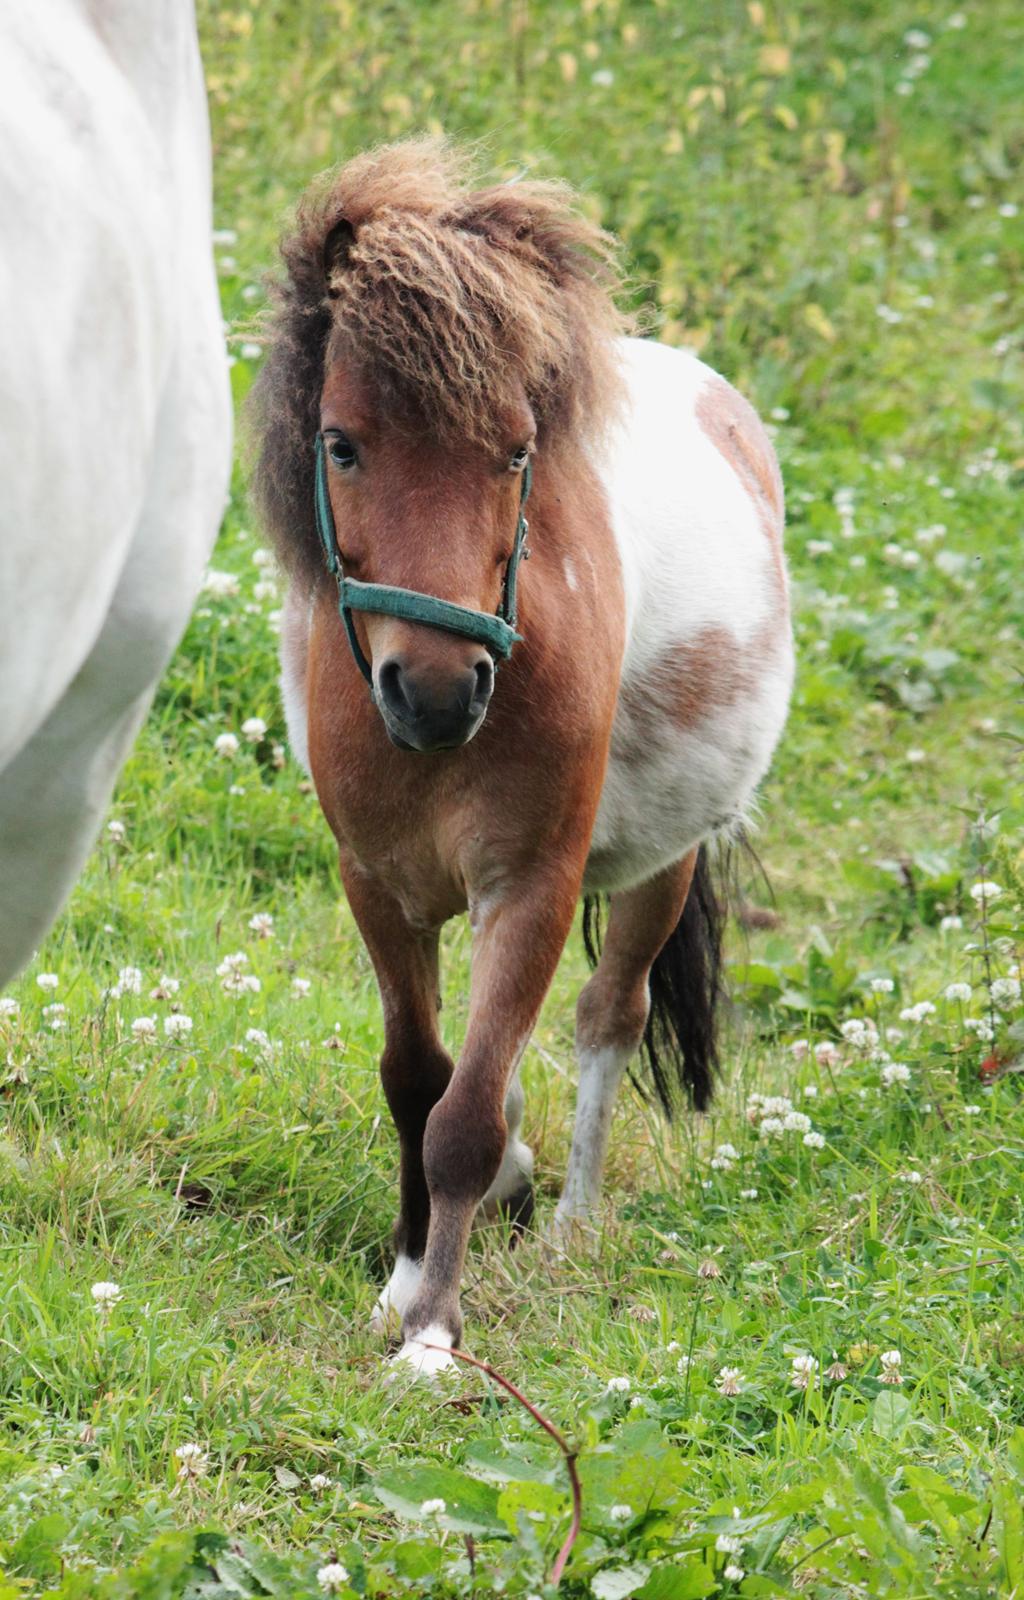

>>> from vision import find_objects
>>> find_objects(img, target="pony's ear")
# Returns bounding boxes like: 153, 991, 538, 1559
324, 218, 356, 294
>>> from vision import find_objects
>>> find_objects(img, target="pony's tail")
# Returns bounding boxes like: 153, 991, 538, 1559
582, 845, 727, 1116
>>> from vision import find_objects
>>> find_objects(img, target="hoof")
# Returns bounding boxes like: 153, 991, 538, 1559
502, 1180, 535, 1243
546, 1206, 600, 1253
388, 1328, 459, 1382
371, 1254, 423, 1337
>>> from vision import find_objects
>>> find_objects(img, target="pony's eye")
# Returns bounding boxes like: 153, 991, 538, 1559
508, 446, 530, 473
327, 433, 358, 471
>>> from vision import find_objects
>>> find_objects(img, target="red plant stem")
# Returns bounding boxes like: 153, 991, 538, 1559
423, 1343, 582, 1586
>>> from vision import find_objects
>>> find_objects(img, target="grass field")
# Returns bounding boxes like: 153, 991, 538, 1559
2, 0, 1024, 1594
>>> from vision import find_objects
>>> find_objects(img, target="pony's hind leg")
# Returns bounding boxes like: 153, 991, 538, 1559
480, 1063, 535, 1232
552, 852, 698, 1237
338, 859, 453, 1339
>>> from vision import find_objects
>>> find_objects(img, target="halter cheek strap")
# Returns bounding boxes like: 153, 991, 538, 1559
313, 433, 531, 686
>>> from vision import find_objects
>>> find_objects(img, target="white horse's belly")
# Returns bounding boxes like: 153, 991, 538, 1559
586, 338, 793, 894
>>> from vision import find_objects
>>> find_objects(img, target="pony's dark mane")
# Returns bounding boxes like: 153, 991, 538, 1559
248, 138, 630, 585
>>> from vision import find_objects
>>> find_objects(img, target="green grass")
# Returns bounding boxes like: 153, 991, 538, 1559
2, 0, 1024, 1594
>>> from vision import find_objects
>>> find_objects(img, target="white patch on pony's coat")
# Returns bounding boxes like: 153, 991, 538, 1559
391, 1322, 457, 1380
587, 338, 794, 894
279, 587, 313, 775
563, 556, 579, 592
552, 1044, 632, 1229
371, 1253, 423, 1336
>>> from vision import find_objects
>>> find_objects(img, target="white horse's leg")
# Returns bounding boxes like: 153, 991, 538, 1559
553, 854, 698, 1236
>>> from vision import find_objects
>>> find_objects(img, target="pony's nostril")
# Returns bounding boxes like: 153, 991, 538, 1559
472, 656, 494, 705
377, 657, 413, 717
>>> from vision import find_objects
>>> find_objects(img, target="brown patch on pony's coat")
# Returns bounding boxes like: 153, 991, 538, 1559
249, 137, 631, 587
695, 374, 786, 600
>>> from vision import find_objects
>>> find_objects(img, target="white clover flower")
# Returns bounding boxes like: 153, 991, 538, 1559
806, 539, 833, 557
202, 569, 240, 599
791, 1353, 819, 1389
291, 977, 312, 998
879, 1350, 903, 1384
946, 11, 966, 26
783, 1111, 811, 1134
420, 1498, 446, 1516
316, 1565, 349, 1594
241, 717, 267, 743
91, 1281, 122, 1310
881, 1061, 911, 1087
107, 819, 127, 843
716, 1367, 743, 1396
174, 1441, 208, 1478
991, 978, 1021, 1010
963, 1017, 994, 1040
36, 973, 59, 992
214, 732, 240, 758
716, 1532, 743, 1555
131, 1016, 157, 1039
715, 1143, 739, 1162
710, 1156, 733, 1171
803, 1083, 818, 1098
217, 952, 249, 975
252, 547, 274, 568
591, 68, 614, 86
761, 1095, 794, 1117
789, 1038, 809, 1060
870, 977, 895, 995
248, 912, 274, 938
803, 1131, 826, 1150
309, 1473, 332, 1493
150, 975, 181, 999
609, 1504, 633, 1524
114, 966, 143, 996
840, 1017, 877, 1047
940, 914, 963, 931
606, 1376, 630, 1394
904, 27, 931, 46
970, 881, 1002, 905
724, 1564, 745, 1582
240, 341, 263, 360
944, 982, 972, 1003
740, 1188, 758, 1200
899, 1169, 924, 1185
999, 202, 1019, 219
758, 1115, 784, 1139
253, 580, 278, 605
814, 1041, 840, 1067
164, 1013, 193, 1039
963, 1103, 982, 1116
0, 997, 20, 1017
899, 1001, 936, 1024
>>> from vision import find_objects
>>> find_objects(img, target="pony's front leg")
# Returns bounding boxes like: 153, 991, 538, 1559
394, 868, 581, 1375
339, 859, 453, 1338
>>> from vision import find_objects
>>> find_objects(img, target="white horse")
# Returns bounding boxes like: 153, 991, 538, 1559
0, 2, 231, 985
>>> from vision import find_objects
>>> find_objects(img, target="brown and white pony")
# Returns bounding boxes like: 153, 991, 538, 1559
251, 141, 793, 1375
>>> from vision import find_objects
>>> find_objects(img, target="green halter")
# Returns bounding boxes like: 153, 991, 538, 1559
314, 433, 531, 686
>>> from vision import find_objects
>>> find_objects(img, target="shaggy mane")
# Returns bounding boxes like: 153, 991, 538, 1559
249, 138, 629, 584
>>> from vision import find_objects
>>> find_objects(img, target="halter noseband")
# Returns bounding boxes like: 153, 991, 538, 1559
313, 433, 532, 686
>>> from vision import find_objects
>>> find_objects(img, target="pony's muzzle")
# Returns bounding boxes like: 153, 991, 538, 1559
375, 650, 494, 752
